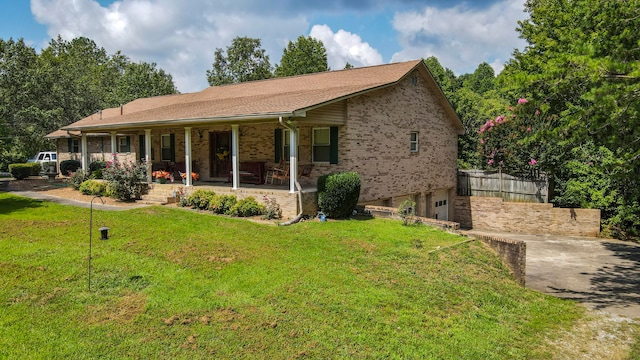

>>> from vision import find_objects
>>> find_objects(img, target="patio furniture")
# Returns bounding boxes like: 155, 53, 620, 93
227, 161, 266, 184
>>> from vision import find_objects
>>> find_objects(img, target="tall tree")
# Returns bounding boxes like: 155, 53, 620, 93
500, 0, 640, 238
0, 36, 178, 169
274, 36, 329, 77
206, 37, 272, 86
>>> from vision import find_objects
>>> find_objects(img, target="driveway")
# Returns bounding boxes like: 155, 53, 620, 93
467, 230, 640, 319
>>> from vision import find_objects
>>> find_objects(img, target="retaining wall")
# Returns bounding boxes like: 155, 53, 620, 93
454, 196, 600, 237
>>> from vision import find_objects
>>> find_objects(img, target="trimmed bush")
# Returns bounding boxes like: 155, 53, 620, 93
79, 180, 107, 196
184, 189, 217, 210
68, 171, 90, 190
210, 194, 237, 214
60, 160, 81, 175
8, 163, 34, 180
227, 196, 265, 217
89, 161, 107, 179
30, 162, 44, 176
317, 171, 361, 219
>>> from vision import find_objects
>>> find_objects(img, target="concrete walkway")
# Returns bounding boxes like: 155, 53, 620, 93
4, 190, 150, 211
468, 230, 640, 318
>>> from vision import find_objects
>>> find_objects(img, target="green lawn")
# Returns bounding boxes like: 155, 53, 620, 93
0, 192, 585, 358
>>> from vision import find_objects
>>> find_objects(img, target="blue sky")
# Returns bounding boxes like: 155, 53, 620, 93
0, 0, 528, 93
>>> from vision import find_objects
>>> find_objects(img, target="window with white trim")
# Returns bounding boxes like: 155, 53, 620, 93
410, 131, 419, 153
118, 136, 130, 153
313, 127, 331, 163
69, 139, 79, 153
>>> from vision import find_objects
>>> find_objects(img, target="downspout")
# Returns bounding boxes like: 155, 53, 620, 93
278, 116, 304, 226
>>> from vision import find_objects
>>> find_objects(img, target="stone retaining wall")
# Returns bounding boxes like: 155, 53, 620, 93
454, 196, 600, 237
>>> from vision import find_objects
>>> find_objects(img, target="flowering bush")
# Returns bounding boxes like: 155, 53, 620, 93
103, 157, 149, 201
478, 98, 542, 178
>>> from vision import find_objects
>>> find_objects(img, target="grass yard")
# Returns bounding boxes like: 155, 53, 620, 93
0, 192, 587, 358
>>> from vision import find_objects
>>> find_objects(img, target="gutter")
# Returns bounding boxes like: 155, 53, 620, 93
278, 116, 304, 226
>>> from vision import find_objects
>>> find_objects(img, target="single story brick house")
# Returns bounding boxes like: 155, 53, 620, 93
47, 60, 464, 220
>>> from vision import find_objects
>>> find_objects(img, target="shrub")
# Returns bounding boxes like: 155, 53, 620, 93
60, 160, 81, 175
398, 199, 418, 226
68, 171, 90, 190
8, 163, 33, 180
30, 162, 43, 176
79, 180, 107, 196
103, 158, 148, 201
89, 161, 107, 179
262, 196, 282, 220
317, 172, 361, 219
184, 189, 217, 210
209, 194, 237, 214
227, 196, 265, 217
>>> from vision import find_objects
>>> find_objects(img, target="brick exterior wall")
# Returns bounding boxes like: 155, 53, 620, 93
454, 196, 601, 237
56, 69, 460, 219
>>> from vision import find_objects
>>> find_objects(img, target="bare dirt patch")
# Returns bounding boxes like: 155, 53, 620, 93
4, 178, 138, 207
544, 310, 638, 360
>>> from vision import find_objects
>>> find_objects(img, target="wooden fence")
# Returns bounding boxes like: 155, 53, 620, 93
457, 169, 548, 203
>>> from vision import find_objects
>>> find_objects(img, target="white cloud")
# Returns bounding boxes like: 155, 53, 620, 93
309, 24, 383, 70
31, 0, 308, 92
390, 0, 527, 75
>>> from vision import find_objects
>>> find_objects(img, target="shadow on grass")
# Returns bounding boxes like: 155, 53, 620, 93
0, 193, 44, 214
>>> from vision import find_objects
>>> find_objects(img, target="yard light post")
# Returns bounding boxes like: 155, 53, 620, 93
88, 195, 106, 292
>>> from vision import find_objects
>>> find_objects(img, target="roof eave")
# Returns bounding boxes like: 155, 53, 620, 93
61, 112, 298, 131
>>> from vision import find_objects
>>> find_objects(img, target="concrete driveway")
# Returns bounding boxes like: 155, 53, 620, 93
468, 230, 640, 319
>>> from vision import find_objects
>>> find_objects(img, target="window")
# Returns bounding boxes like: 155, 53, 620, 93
410, 132, 419, 153
283, 129, 291, 160
161, 134, 173, 161
68, 139, 79, 153
118, 136, 130, 153
313, 127, 331, 163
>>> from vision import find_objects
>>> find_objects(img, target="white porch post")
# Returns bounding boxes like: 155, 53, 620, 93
145, 129, 152, 183
81, 132, 88, 172
288, 126, 298, 193
110, 132, 117, 160
184, 127, 193, 186
231, 124, 240, 190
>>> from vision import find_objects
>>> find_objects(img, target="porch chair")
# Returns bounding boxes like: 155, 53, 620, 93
265, 159, 286, 184
299, 164, 313, 178
272, 166, 290, 185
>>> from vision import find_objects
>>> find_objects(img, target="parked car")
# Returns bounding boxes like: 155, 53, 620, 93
27, 151, 57, 172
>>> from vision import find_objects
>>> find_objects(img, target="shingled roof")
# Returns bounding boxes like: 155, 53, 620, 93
58, 60, 462, 133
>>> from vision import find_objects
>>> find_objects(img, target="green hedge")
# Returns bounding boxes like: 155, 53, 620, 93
317, 171, 361, 219
8, 163, 37, 180
60, 160, 81, 175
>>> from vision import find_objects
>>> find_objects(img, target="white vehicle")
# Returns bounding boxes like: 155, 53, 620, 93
27, 152, 57, 172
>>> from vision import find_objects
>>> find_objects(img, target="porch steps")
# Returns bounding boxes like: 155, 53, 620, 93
139, 183, 183, 205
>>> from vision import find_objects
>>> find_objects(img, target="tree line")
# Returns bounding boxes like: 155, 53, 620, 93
0, 36, 177, 168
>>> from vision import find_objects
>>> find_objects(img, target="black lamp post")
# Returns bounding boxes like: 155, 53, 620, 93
88, 195, 107, 292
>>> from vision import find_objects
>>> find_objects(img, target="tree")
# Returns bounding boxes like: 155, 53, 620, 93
206, 37, 272, 86
274, 36, 329, 77
500, 0, 640, 238
0, 36, 178, 170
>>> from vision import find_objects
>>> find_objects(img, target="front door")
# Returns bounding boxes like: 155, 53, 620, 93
209, 131, 231, 178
